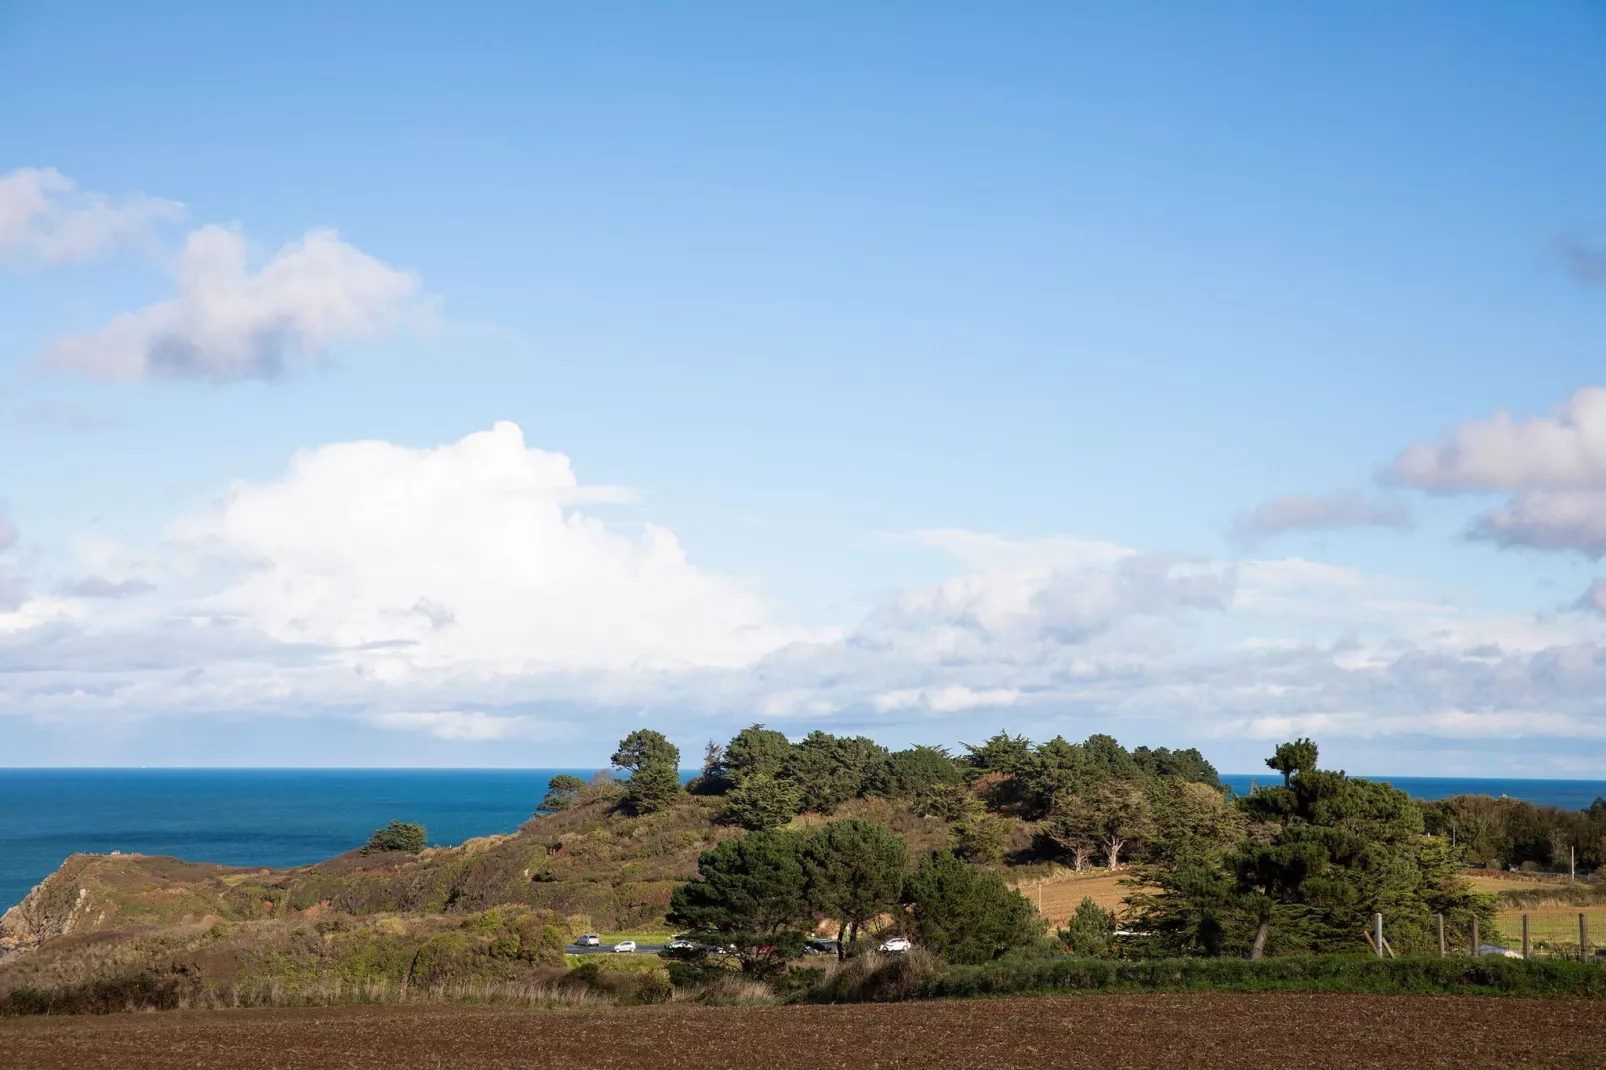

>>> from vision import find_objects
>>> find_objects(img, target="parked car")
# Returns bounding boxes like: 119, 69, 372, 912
877, 937, 912, 953
577, 934, 601, 947
666, 935, 697, 950
614, 940, 637, 953
803, 939, 839, 956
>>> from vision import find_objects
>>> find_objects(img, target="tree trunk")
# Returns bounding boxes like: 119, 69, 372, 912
1072, 845, 1090, 872
1250, 918, 1269, 960
1105, 836, 1124, 870
837, 920, 848, 961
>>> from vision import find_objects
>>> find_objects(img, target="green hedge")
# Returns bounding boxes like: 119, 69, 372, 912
815, 956, 1606, 1002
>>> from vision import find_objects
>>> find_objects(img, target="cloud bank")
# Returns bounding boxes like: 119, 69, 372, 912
3, 424, 1606, 771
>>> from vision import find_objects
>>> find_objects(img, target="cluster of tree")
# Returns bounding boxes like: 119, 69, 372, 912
1422, 792, 1606, 873
1132, 739, 1493, 958
666, 818, 1041, 974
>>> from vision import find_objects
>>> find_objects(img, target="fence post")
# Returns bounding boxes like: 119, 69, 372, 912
1436, 913, 1445, 957
1374, 912, 1383, 959
1582, 913, 1590, 962
1522, 914, 1530, 960
1470, 915, 1479, 957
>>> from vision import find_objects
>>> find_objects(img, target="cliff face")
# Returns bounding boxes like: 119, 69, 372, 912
0, 857, 99, 960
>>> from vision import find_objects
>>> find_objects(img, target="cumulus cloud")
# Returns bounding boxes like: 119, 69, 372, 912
44, 224, 433, 381
1231, 491, 1412, 543
1387, 386, 1606, 493
1387, 388, 1606, 556
0, 167, 183, 265
1558, 238, 1606, 286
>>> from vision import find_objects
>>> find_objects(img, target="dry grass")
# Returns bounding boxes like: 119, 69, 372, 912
1010, 868, 1146, 924
5, 993, 1605, 1070
1462, 869, 1573, 895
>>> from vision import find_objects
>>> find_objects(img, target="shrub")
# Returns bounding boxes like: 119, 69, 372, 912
364, 821, 427, 854
1058, 896, 1119, 958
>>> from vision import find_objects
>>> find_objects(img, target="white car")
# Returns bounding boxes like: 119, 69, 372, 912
614, 940, 637, 953
877, 937, 912, 953
666, 935, 697, 950
577, 934, 601, 947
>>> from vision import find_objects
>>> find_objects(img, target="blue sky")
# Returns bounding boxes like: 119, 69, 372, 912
3, 1, 1606, 774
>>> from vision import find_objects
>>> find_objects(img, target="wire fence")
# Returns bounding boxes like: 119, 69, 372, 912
1367, 910, 1604, 961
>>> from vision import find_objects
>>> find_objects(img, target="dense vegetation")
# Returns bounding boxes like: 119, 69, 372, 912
4, 721, 1603, 1016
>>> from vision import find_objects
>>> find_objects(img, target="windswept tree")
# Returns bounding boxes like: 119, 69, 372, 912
667, 829, 811, 975
612, 730, 683, 814
611, 730, 680, 774
535, 774, 587, 815
1264, 737, 1318, 787
868, 745, 966, 812
802, 818, 908, 956
364, 820, 426, 854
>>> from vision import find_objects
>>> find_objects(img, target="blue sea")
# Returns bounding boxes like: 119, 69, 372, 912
2, 769, 1603, 913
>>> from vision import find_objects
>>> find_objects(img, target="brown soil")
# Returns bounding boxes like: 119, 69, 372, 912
2, 993, 1600, 1070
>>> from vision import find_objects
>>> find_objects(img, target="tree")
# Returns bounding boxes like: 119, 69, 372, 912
959, 732, 1035, 777
364, 820, 426, 854
783, 731, 888, 813
690, 740, 730, 795
624, 762, 683, 815
1046, 794, 1101, 872
868, 745, 965, 811
535, 774, 586, 815
667, 829, 811, 974
1227, 746, 1494, 957
1264, 737, 1318, 787
721, 724, 792, 782
1058, 896, 1118, 958
720, 772, 802, 830
802, 819, 908, 957
1092, 782, 1153, 869
611, 729, 680, 774
902, 850, 1042, 964
1132, 745, 1222, 788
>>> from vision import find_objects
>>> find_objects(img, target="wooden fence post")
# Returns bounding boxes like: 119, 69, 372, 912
1470, 916, 1479, 957
1582, 913, 1590, 962
1522, 914, 1530, 960
1374, 912, 1383, 960
1436, 913, 1445, 957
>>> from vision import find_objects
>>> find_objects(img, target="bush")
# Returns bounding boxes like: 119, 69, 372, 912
364, 820, 427, 854
1058, 896, 1118, 958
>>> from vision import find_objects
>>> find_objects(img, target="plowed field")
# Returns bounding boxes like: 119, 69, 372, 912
3, 993, 1601, 1069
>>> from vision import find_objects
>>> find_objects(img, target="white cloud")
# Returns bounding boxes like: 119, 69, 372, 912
1387, 388, 1606, 556
0, 518, 15, 552
367, 711, 529, 741
1231, 491, 1412, 542
44, 224, 433, 381
1387, 386, 1606, 492
0, 167, 182, 264
873, 684, 1021, 713
6, 426, 1606, 766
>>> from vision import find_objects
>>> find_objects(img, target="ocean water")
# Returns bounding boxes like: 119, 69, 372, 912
2, 769, 1603, 914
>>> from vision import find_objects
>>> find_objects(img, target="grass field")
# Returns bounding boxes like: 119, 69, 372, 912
4, 993, 1602, 1069
1462, 869, 1573, 895
1010, 868, 1142, 925
1493, 907, 1606, 955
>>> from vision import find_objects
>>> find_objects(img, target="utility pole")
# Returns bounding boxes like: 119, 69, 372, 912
1571, 846, 1576, 883
1374, 913, 1384, 959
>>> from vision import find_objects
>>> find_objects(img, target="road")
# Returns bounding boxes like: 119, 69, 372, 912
565, 943, 667, 955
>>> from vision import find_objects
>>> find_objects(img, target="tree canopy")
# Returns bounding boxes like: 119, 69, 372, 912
901, 850, 1042, 964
